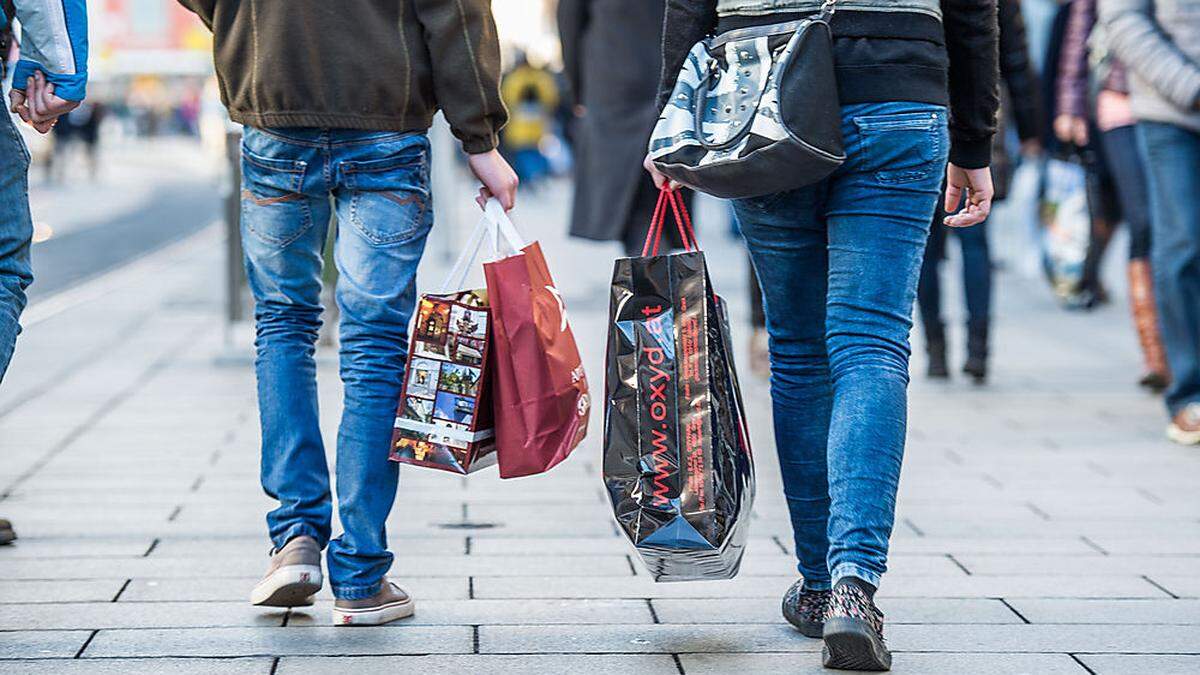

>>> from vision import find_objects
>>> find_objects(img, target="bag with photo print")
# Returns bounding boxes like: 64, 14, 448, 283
481, 201, 590, 479
390, 218, 499, 474
602, 188, 755, 581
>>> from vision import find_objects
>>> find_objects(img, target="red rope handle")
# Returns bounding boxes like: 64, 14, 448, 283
640, 187, 699, 256
641, 188, 671, 257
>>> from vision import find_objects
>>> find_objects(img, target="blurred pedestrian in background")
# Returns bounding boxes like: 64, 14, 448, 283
918, 0, 1042, 384
1103, 0, 1200, 445
1, 0, 89, 545
648, 0, 998, 668
179, 0, 518, 623
559, 0, 682, 256
1055, 0, 1168, 392
499, 52, 558, 185
45, 100, 104, 183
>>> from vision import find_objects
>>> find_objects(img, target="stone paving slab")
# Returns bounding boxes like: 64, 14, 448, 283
289, 599, 654, 626
479, 623, 822, 654
0, 657, 273, 674
679, 652, 1088, 674
1005, 598, 1200, 624
0, 580, 126, 604
1078, 654, 1200, 674
115, 577, 470, 603
0, 630, 91, 659
0, 602, 286, 630
275, 654, 680, 674
82, 625, 473, 658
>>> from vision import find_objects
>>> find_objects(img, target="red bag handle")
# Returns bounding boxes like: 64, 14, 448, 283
641, 187, 698, 257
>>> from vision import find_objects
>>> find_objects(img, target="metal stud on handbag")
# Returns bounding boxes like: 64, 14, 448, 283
648, 1, 845, 199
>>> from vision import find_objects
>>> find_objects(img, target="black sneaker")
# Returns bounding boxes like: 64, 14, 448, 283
0, 519, 15, 546
822, 581, 890, 671
781, 580, 830, 638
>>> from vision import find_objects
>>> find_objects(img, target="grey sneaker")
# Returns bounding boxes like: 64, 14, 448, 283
332, 580, 415, 626
0, 519, 15, 546
250, 536, 323, 607
781, 579, 830, 638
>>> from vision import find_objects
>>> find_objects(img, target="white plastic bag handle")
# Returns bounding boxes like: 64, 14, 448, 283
484, 198, 526, 256
438, 199, 529, 292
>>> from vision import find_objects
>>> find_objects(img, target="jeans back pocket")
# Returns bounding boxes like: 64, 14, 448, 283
341, 140, 431, 247
854, 110, 945, 185
241, 145, 312, 247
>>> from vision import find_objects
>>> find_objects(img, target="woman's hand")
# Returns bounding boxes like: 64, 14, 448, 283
943, 164, 993, 228
643, 154, 680, 190
1053, 113, 1089, 147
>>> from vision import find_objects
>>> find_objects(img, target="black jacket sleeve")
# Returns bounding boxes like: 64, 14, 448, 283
943, 0, 1001, 168
656, 0, 717, 113
557, 0, 589, 107
998, 0, 1042, 141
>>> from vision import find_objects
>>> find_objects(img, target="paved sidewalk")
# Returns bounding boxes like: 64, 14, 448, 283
1, 181, 1198, 674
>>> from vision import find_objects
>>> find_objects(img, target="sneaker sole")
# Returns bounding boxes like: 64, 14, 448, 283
822, 617, 891, 671
332, 596, 416, 626
1167, 424, 1200, 446
250, 565, 322, 607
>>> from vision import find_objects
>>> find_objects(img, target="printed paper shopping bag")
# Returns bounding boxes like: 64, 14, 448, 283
481, 201, 590, 479
602, 188, 755, 581
390, 219, 497, 474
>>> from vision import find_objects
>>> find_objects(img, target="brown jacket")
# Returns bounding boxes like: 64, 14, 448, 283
178, 0, 507, 153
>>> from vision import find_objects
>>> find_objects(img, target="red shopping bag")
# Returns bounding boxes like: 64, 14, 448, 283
482, 201, 590, 478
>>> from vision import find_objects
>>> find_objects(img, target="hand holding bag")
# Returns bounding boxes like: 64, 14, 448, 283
648, 0, 845, 199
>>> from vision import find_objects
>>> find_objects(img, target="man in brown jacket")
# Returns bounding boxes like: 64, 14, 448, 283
179, 0, 516, 625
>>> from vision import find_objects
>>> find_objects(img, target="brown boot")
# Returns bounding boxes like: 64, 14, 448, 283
1128, 260, 1170, 392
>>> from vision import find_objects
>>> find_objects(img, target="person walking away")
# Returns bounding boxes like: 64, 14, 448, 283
1103, 0, 1200, 444
499, 53, 557, 185
1, 0, 89, 544
178, 0, 518, 623
559, 0, 685, 256
1057, 0, 1168, 391
649, 0, 997, 670
918, 0, 1042, 383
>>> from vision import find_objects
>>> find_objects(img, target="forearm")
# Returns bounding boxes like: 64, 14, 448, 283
657, 0, 716, 113
1102, 0, 1200, 110
10, 0, 88, 101
413, 0, 507, 154
943, 0, 1000, 168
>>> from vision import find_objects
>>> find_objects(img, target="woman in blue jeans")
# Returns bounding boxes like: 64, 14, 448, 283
649, 1, 999, 670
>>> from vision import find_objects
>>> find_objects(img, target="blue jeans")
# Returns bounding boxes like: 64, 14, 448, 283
1137, 122, 1200, 416
734, 102, 949, 590
241, 127, 433, 599
918, 216, 991, 337
0, 112, 34, 382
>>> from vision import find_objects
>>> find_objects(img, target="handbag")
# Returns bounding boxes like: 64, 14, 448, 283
648, 1, 845, 199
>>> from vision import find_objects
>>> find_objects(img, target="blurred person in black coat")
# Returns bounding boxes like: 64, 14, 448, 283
558, 0, 682, 255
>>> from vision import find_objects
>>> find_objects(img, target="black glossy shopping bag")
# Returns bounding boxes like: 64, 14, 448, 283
602, 189, 755, 581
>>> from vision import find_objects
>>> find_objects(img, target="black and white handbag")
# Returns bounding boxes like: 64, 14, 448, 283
648, 2, 845, 199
